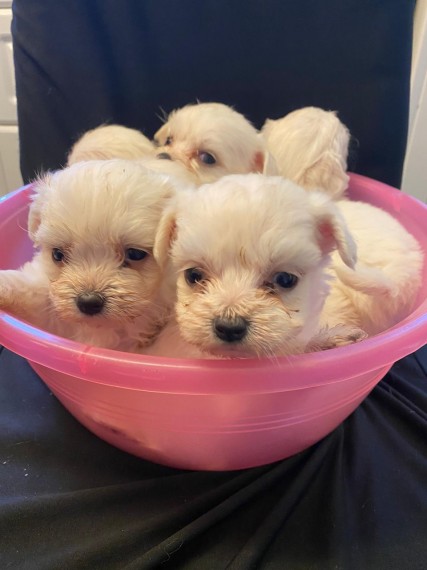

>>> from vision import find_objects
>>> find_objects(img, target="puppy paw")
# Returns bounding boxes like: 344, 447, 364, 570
0, 272, 49, 325
307, 324, 368, 352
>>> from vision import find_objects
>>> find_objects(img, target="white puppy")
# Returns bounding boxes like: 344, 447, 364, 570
148, 174, 423, 359
0, 160, 180, 350
67, 124, 155, 165
153, 102, 267, 183
68, 125, 204, 186
261, 107, 350, 199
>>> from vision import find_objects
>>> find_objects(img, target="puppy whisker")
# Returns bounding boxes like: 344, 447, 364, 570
156, 106, 169, 124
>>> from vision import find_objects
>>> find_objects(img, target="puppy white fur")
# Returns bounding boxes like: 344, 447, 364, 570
154, 102, 266, 183
137, 156, 199, 186
0, 160, 180, 350
67, 124, 155, 165
261, 106, 350, 199
148, 174, 423, 359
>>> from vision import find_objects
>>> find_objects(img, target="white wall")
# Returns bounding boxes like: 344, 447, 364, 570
0, 4, 22, 195
402, 0, 427, 202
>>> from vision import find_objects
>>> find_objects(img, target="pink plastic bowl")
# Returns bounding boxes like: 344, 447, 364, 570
0, 173, 426, 471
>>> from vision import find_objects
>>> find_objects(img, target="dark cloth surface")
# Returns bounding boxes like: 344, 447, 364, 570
12, 0, 415, 187
0, 345, 426, 569
4, 1, 427, 568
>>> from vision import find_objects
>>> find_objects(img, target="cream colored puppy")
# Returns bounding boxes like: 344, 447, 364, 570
149, 174, 423, 359
261, 106, 350, 199
0, 160, 180, 350
153, 102, 267, 183
68, 125, 204, 185
67, 124, 155, 165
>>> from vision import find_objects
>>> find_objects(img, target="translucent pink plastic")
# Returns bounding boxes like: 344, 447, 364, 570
0, 173, 426, 471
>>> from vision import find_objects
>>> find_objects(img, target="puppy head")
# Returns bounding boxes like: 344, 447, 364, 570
155, 174, 356, 358
262, 106, 350, 199
29, 160, 176, 341
67, 124, 155, 165
153, 102, 265, 183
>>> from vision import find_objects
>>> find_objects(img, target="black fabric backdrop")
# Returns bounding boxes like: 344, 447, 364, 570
1, 1, 426, 568
13, 0, 414, 187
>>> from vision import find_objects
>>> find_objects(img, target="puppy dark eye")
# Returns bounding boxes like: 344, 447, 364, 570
165, 136, 173, 146
272, 272, 298, 289
52, 248, 65, 263
184, 267, 205, 286
198, 151, 216, 165
125, 248, 148, 262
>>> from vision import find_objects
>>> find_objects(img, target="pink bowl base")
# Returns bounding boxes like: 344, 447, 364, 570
30, 361, 392, 470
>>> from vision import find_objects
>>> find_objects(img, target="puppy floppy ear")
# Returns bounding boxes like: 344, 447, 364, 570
153, 123, 169, 146
309, 191, 357, 268
153, 204, 177, 269
298, 153, 349, 200
262, 151, 280, 176
250, 134, 273, 174
251, 150, 265, 173
27, 172, 52, 242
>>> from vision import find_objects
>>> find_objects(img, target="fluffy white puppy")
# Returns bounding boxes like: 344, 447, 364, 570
261, 106, 350, 199
153, 102, 267, 183
67, 124, 155, 165
0, 160, 180, 350
148, 174, 423, 359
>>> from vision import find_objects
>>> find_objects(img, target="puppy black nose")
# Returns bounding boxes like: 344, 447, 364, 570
157, 152, 172, 160
213, 316, 248, 342
76, 292, 105, 315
